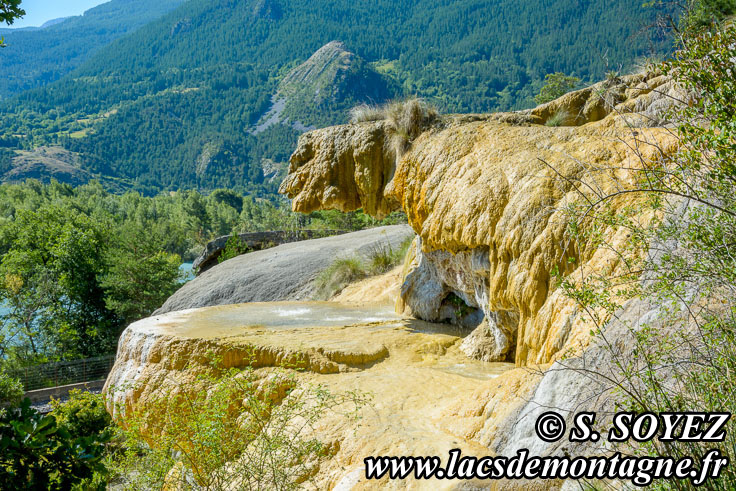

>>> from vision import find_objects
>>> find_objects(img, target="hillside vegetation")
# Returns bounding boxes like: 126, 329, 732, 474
0, 0, 673, 193
0, 0, 185, 99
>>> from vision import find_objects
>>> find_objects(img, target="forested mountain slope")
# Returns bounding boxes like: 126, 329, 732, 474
0, 0, 186, 99
0, 0, 673, 194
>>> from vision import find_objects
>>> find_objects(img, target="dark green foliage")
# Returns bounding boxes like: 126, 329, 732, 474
100, 223, 182, 327
0, 0, 674, 194
0, 0, 24, 27
0, 180, 406, 370
0, 371, 22, 408
210, 188, 244, 213
0, 398, 109, 489
534, 72, 581, 104
0, 181, 186, 365
0, 206, 118, 360
681, 0, 736, 31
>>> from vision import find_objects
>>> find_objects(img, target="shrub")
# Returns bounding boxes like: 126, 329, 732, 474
50, 389, 112, 439
349, 104, 386, 123
106, 359, 368, 490
218, 235, 249, 264
534, 72, 581, 105
0, 371, 23, 410
0, 399, 110, 489
555, 24, 736, 490
313, 257, 367, 299
349, 98, 440, 159
544, 109, 570, 127
367, 237, 413, 275
679, 0, 736, 32
314, 237, 413, 299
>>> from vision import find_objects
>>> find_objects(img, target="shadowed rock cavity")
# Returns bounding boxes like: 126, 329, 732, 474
396, 237, 519, 362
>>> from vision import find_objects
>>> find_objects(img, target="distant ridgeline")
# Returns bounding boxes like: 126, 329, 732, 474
0, 0, 674, 195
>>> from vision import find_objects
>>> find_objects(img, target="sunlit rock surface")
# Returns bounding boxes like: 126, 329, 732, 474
105, 302, 512, 489
156, 225, 414, 314
108, 72, 687, 489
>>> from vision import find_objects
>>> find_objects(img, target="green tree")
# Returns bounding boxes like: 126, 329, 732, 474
100, 222, 182, 327
0, 0, 23, 25
0, 0, 24, 47
217, 235, 249, 264
50, 389, 111, 440
0, 371, 23, 412
0, 206, 117, 362
534, 72, 581, 104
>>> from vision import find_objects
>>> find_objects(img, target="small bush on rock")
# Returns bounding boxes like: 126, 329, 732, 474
349, 98, 440, 159
50, 389, 112, 440
106, 357, 369, 490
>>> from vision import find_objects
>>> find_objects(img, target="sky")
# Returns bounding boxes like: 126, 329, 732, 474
7, 0, 109, 28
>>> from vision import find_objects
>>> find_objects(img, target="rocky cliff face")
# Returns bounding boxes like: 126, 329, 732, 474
280, 71, 681, 366
253, 41, 396, 134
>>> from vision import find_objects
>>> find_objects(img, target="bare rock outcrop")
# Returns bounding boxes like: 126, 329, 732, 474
156, 225, 414, 314
104, 72, 689, 490
280, 121, 398, 217
105, 302, 513, 489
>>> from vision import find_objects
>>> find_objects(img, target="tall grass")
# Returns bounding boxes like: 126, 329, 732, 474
350, 98, 440, 159
313, 237, 413, 299
545, 109, 569, 127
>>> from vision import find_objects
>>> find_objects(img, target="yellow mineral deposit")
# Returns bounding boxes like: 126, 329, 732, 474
106, 71, 683, 489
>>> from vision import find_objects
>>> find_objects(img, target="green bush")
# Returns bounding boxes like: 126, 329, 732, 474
314, 238, 413, 299
556, 24, 736, 490
367, 237, 412, 275
50, 389, 112, 440
534, 72, 581, 105
313, 257, 367, 300
680, 0, 736, 32
217, 235, 249, 264
0, 399, 110, 489
0, 372, 23, 410
544, 109, 570, 127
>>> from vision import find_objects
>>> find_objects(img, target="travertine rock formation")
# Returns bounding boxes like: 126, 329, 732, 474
280, 71, 681, 366
105, 302, 512, 489
106, 72, 687, 490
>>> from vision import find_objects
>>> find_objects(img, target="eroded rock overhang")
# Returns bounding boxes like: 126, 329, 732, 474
279, 72, 682, 366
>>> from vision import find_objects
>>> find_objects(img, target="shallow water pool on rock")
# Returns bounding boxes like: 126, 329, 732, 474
106, 300, 515, 489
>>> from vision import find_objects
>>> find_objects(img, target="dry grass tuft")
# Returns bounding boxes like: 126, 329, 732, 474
545, 109, 570, 127
349, 104, 386, 123
349, 98, 440, 159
